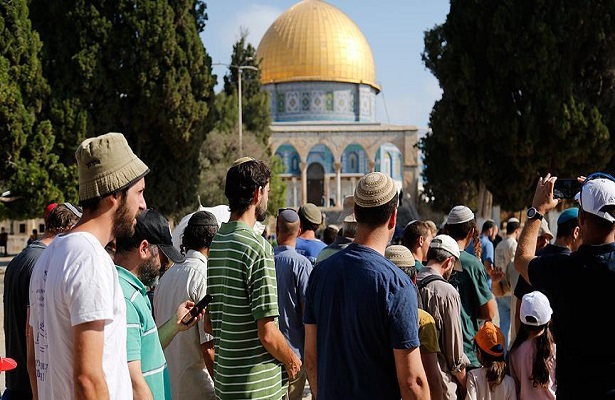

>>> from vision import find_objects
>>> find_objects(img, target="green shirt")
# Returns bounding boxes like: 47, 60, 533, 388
449, 251, 493, 367
207, 221, 287, 400
117, 267, 171, 400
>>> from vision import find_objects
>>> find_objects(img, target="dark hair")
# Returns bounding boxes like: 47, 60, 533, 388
482, 220, 496, 233
298, 214, 320, 232
444, 219, 481, 259
475, 344, 508, 391
506, 221, 520, 235
45, 204, 81, 235
224, 159, 271, 215
323, 226, 339, 245
354, 193, 398, 228
426, 247, 452, 264
403, 221, 430, 249
556, 218, 578, 238
181, 222, 218, 253
509, 321, 555, 388
581, 208, 615, 235
80, 187, 129, 211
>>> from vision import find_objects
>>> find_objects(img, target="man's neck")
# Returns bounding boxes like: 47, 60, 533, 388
299, 230, 316, 240
230, 209, 256, 228
354, 225, 391, 256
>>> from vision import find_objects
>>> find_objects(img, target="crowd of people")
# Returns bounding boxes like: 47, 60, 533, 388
2, 131, 615, 400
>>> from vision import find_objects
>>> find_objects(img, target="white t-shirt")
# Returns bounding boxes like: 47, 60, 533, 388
153, 249, 215, 399
465, 367, 516, 400
29, 232, 131, 399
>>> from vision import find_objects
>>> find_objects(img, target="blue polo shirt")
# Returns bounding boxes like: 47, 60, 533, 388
304, 243, 420, 399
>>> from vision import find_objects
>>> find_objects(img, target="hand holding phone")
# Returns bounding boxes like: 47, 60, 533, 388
553, 179, 580, 200
181, 294, 213, 326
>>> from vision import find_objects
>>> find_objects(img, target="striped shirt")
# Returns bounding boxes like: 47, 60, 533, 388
117, 267, 171, 400
207, 221, 287, 400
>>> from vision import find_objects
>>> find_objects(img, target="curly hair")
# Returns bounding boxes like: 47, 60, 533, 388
224, 158, 271, 215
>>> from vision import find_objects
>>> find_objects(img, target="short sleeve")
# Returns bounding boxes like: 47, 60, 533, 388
124, 299, 143, 362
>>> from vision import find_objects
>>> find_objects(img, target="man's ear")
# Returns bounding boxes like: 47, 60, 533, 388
138, 240, 150, 260
418, 235, 425, 247
573, 226, 580, 240
388, 207, 398, 230
252, 186, 262, 205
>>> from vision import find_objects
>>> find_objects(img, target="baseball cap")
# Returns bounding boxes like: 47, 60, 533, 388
429, 234, 460, 259
354, 172, 397, 208
75, 132, 149, 203
446, 205, 474, 225
520, 291, 552, 326
557, 207, 579, 225
44, 203, 58, 220
298, 203, 322, 225
0, 357, 17, 372
429, 234, 462, 271
474, 321, 505, 357
134, 209, 184, 264
574, 175, 615, 223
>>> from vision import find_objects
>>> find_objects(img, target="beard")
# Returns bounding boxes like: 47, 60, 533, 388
138, 253, 160, 288
255, 196, 268, 222
113, 195, 137, 239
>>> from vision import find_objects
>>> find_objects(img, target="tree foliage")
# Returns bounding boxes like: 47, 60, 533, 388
0, 0, 75, 220
29, 0, 216, 218
199, 32, 284, 215
420, 0, 615, 212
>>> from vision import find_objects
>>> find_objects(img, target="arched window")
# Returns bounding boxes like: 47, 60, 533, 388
348, 152, 358, 173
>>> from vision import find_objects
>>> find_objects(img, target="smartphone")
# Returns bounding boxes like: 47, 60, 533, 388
181, 294, 213, 326
553, 179, 580, 200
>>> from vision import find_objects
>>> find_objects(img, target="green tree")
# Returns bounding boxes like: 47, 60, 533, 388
30, 0, 216, 218
0, 0, 75, 220
200, 32, 284, 215
420, 0, 615, 212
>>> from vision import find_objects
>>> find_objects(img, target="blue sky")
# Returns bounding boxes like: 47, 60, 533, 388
200, 1, 450, 129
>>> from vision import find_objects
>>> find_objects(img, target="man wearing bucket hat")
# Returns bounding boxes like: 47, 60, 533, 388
304, 172, 429, 399
515, 173, 615, 398
29, 132, 148, 399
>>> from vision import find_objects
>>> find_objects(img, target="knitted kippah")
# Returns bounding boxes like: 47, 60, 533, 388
385, 245, 415, 267
354, 172, 397, 208
447, 205, 474, 225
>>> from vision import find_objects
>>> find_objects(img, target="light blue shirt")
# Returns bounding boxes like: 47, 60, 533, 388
273, 245, 313, 359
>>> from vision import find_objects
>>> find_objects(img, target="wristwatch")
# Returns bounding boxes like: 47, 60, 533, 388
526, 207, 544, 221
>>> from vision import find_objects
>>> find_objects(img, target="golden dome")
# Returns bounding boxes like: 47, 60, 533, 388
256, 0, 379, 91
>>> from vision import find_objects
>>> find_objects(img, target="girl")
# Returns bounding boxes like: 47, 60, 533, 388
508, 291, 556, 399
465, 322, 516, 400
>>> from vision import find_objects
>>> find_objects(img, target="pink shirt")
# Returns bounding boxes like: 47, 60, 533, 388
508, 339, 556, 400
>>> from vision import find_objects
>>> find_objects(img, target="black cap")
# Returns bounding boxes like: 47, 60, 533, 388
135, 209, 185, 264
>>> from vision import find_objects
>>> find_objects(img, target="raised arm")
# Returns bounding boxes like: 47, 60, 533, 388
514, 173, 559, 284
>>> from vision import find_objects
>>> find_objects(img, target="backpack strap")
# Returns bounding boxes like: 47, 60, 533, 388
417, 274, 447, 290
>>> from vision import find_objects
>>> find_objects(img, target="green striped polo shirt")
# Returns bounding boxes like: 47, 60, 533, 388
207, 221, 287, 400
117, 267, 171, 400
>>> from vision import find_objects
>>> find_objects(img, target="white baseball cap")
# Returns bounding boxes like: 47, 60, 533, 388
520, 291, 553, 326
574, 177, 615, 223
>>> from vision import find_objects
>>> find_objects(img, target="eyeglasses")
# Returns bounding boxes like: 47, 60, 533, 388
579, 172, 615, 210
